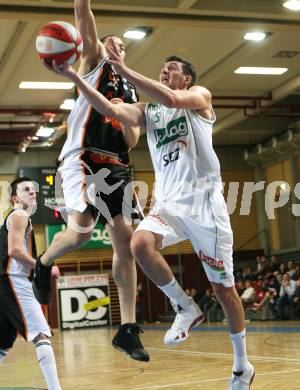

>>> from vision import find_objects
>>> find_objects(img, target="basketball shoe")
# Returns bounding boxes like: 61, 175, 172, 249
112, 323, 150, 362
229, 363, 255, 390
164, 297, 204, 345
32, 256, 52, 304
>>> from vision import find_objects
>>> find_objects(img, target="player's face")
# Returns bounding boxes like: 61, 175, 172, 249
14, 181, 36, 209
159, 61, 188, 90
104, 36, 126, 60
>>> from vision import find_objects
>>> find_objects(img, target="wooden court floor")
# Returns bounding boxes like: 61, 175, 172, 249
0, 321, 300, 390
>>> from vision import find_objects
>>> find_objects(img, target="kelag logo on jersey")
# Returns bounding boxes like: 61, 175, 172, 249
155, 116, 188, 148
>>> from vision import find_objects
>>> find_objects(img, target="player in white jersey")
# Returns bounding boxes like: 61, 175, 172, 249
0, 178, 61, 390
48, 50, 255, 389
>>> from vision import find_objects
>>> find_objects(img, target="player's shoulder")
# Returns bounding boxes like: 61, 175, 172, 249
79, 50, 106, 77
7, 210, 29, 226
189, 85, 212, 98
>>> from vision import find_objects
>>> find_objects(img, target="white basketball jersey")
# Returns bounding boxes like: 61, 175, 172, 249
145, 104, 220, 205
59, 58, 106, 160
6, 211, 34, 277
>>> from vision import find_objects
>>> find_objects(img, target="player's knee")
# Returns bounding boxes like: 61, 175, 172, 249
212, 283, 234, 304
130, 233, 153, 260
67, 231, 92, 249
33, 332, 49, 344
113, 237, 132, 260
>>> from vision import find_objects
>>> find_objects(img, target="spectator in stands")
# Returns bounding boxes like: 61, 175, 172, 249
185, 288, 198, 299
240, 279, 257, 306
275, 273, 283, 285
195, 288, 220, 322
287, 261, 296, 279
251, 256, 262, 280
291, 278, 300, 320
276, 273, 297, 320
236, 280, 245, 297
259, 257, 270, 277
192, 288, 205, 305
268, 255, 279, 274
278, 263, 287, 276
252, 275, 279, 314
255, 256, 262, 273
242, 266, 253, 281
267, 273, 283, 318
292, 264, 300, 281
197, 288, 213, 314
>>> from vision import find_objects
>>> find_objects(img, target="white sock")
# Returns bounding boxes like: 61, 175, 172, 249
230, 329, 249, 372
35, 340, 61, 390
158, 278, 191, 309
0, 349, 8, 363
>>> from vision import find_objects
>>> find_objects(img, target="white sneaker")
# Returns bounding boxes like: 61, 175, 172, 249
229, 363, 255, 390
164, 297, 204, 345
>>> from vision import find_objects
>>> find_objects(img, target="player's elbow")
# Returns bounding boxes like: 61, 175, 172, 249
74, 0, 84, 13
74, 2, 82, 18
127, 136, 139, 149
8, 245, 20, 258
113, 106, 137, 127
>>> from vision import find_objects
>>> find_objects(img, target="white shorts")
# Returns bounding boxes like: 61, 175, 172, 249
57, 151, 88, 215
7, 275, 51, 342
57, 150, 141, 225
136, 190, 234, 288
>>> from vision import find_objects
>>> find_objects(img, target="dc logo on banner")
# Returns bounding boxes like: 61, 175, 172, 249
59, 286, 110, 330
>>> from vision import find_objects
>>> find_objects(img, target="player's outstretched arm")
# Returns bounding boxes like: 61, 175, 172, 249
75, 0, 105, 69
53, 62, 146, 129
107, 42, 211, 111
110, 98, 141, 148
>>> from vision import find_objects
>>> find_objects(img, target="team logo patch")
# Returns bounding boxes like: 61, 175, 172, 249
154, 116, 188, 148
199, 250, 225, 272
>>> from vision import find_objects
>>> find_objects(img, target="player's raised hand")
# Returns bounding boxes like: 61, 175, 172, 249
51, 265, 60, 279
52, 61, 78, 80
106, 40, 127, 74
42, 59, 79, 82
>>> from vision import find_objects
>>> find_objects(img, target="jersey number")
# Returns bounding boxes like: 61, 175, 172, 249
163, 147, 180, 167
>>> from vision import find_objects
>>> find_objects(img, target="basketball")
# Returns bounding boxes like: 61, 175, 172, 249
36, 21, 83, 67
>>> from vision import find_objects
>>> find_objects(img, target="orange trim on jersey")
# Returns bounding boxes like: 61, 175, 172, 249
80, 67, 104, 148
28, 231, 33, 278
101, 116, 124, 132
89, 152, 128, 167
6, 254, 11, 274
7, 257, 29, 340
28, 232, 32, 257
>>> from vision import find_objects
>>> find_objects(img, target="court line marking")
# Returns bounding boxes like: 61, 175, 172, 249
55, 339, 300, 364
143, 325, 300, 333
131, 368, 300, 389
147, 346, 300, 364
51, 340, 300, 363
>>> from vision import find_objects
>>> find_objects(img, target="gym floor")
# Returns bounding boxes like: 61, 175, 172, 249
1, 322, 300, 390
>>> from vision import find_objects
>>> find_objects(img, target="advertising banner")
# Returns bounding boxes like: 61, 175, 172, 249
57, 274, 111, 330
47, 224, 112, 249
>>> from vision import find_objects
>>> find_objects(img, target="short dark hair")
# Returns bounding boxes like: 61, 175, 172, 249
10, 177, 32, 197
165, 55, 197, 87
